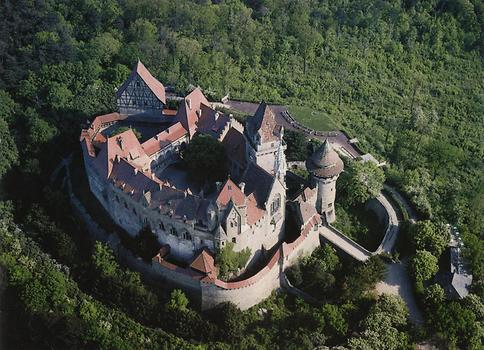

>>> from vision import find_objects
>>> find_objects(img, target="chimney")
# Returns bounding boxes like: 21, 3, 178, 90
215, 112, 219, 121
187, 99, 192, 110
239, 182, 245, 193
134, 168, 138, 175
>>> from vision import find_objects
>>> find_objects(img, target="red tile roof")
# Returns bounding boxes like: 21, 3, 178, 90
141, 122, 188, 156
94, 129, 147, 178
116, 60, 166, 104
176, 88, 209, 136
190, 249, 215, 274
246, 102, 280, 143
246, 193, 265, 225
302, 187, 317, 202
162, 109, 178, 116
216, 179, 245, 207
80, 112, 127, 155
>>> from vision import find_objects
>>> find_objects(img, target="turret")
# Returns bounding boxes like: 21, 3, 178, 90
306, 139, 344, 223
245, 102, 286, 180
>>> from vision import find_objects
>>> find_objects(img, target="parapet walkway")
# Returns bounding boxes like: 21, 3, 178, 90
320, 226, 371, 261
320, 191, 402, 262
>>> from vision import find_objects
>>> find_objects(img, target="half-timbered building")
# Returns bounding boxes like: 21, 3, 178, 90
116, 60, 166, 118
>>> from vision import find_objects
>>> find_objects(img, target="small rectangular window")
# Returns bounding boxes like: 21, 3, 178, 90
232, 237, 236, 243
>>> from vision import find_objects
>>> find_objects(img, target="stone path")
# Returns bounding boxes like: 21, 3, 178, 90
320, 190, 401, 261
375, 258, 424, 325
383, 184, 418, 223
374, 192, 400, 254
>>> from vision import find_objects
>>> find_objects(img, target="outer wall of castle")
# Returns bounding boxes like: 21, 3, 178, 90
151, 223, 322, 311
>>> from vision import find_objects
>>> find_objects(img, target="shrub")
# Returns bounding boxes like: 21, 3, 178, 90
215, 242, 251, 280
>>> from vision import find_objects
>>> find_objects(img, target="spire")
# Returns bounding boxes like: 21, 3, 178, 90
311, 139, 332, 167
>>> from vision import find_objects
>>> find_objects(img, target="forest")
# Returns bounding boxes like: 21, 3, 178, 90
0, 0, 482, 349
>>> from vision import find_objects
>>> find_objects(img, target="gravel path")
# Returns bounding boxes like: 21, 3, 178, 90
375, 259, 424, 325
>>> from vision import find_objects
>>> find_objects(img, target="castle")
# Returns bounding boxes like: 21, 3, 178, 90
80, 61, 344, 307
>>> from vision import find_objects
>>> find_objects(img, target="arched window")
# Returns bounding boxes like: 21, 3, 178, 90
271, 194, 281, 215
159, 222, 165, 231
170, 227, 177, 236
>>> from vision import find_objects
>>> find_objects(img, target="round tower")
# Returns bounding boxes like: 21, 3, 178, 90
306, 139, 344, 223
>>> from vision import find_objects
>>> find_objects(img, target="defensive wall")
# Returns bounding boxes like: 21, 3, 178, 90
69, 165, 323, 310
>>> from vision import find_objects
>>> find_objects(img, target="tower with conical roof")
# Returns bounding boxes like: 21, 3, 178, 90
306, 139, 344, 223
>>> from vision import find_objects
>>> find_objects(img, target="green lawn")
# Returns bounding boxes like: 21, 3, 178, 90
287, 105, 339, 131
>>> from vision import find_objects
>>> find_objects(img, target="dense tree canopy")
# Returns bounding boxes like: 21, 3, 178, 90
339, 161, 385, 205
410, 250, 439, 283
0, 0, 482, 348
410, 220, 448, 258
182, 134, 228, 184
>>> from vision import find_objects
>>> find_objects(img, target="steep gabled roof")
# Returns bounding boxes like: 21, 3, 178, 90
116, 60, 166, 104
216, 179, 245, 207
222, 127, 247, 167
190, 249, 215, 274
196, 104, 229, 136
176, 87, 210, 137
240, 162, 275, 208
246, 102, 279, 143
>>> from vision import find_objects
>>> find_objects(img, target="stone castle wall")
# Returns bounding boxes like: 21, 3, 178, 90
149, 219, 322, 311
76, 154, 323, 311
